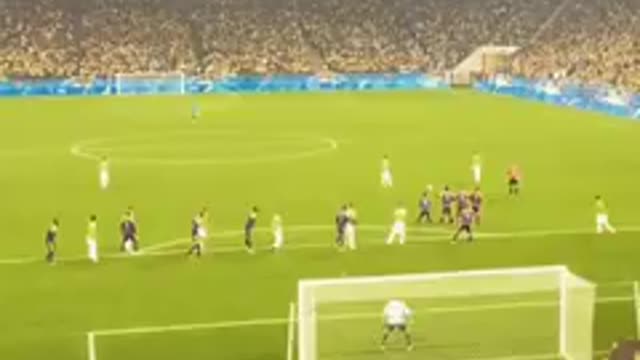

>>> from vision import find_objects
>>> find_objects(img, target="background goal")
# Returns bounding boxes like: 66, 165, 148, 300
298, 266, 595, 360
115, 72, 186, 95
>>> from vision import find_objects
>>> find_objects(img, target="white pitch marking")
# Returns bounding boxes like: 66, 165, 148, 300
70, 131, 340, 166
89, 296, 630, 337
4, 224, 640, 266
87, 332, 97, 360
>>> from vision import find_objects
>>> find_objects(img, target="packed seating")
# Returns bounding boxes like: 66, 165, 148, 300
0, 0, 638, 90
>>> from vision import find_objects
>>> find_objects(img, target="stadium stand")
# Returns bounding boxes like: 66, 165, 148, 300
0, 0, 638, 91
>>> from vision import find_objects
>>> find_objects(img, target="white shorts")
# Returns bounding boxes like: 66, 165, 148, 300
596, 214, 608, 225
391, 221, 406, 235
197, 228, 208, 239
381, 170, 393, 185
100, 171, 110, 187
472, 166, 481, 183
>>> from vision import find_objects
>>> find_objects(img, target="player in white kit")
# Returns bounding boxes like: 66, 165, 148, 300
386, 204, 407, 245
344, 203, 358, 250
471, 152, 482, 186
595, 196, 616, 234
99, 156, 110, 190
271, 214, 284, 251
381, 155, 393, 188
381, 299, 413, 351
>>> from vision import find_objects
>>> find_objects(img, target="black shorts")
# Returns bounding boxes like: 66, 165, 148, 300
385, 324, 407, 332
442, 207, 452, 215
509, 178, 519, 186
472, 206, 480, 213
458, 224, 472, 232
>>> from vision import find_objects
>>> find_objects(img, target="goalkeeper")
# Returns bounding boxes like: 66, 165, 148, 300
380, 299, 413, 351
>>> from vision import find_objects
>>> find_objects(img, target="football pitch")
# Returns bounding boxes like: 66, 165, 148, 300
0, 90, 639, 360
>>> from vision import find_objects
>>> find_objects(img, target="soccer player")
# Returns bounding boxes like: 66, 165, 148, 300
453, 206, 474, 243
471, 152, 482, 186
416, 191, 433, 223
99, 156, 110, 190
120, 208, 139, 254
595, 196, 616, 234
245, 206, 259, 254
191, 102, 201, 122
187, 210, 206, 257
44, 218, 59, 264
381, 155, 393, 188
387, 203, 408, 245
381, 299, 413, 351
470, 187, 484, 224
439, 186, 455, 224
507, 164, 522, 195
455, 190, 470, 222
335, 205, 348, 248
344, 203, 358, 250
271, 214, 284, 251
86, 215, 99, 263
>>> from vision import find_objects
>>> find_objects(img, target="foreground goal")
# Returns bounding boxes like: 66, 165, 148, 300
298, 266, 595, 360
115, 72, 186, 95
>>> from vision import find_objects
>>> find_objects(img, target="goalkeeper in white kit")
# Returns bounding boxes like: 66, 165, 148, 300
381, 299, 413, 351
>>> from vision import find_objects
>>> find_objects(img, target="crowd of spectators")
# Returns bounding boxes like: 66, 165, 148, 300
0, 0, 638, 91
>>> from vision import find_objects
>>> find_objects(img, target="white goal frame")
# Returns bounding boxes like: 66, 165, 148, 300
114, 72, 186, 95
297, 265, 595, 360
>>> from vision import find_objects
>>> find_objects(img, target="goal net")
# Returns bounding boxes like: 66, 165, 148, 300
298, 266, 595, 360
114, 72, 186, 95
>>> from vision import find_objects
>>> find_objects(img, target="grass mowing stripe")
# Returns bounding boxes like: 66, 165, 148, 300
3, 224, 640, 266
90, 296, 630, 336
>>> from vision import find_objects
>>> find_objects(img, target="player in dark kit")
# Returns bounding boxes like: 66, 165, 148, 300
453, 207, 474, 243
455, 191, 469, 222
44, 218, 59, 264
470, 187, 484, 224
416, 192, 432, 223
245, 206, 259, 254
119, 209, 139, 252
439, 186, 455, 224
335, 205, 349, 247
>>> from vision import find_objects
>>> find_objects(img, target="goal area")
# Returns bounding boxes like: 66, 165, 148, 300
298, 266, 595, 360
115, 72, 186, 95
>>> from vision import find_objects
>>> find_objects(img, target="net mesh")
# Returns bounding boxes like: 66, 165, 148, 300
298, 267, 595, 360
116, 73, 185, 95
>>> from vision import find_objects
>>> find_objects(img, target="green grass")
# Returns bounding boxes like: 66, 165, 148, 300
0, 90, 639, 359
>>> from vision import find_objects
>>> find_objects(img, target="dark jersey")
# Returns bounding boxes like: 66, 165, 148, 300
191, 217, 200, 237
45, 225, 58, 243
460, 210, 474, 226
457, 194, 469, 209
245, 212, 257, 230
441, 192, 455, 209
336, 210, 349, 233
122, 220, 137, 238
471, 193, 483, 209
419, 198, 432, 211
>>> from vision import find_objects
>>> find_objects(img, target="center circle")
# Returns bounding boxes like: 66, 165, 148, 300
71, 130, 338, 165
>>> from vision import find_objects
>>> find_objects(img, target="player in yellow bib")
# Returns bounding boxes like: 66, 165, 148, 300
381, 155, 393, 188
99, 156, 110, 190
86, 215, 99, 263
271, 214, 284, 251
595, 196, 616, 234
386, 203, 408, 245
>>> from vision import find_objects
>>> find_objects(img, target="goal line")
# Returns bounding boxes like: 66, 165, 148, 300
85, 295, 630, 360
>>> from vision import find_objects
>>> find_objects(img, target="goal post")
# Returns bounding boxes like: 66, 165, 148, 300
298, 265, 595, 360
114, 72, 186, 95
634, 281, 640, 339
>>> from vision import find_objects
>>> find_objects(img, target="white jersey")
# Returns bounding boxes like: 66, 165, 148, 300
384, 300, 411, 325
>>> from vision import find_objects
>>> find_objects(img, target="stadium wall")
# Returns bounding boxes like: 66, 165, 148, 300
0, 74, 448, 97
475, 77, 640, 120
